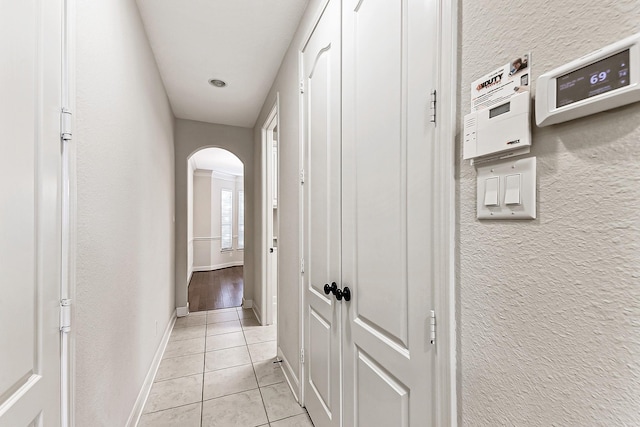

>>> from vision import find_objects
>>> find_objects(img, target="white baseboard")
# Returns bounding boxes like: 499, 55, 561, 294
242, 298, 253, 309
252, 303, 262, 324
126, 310, 176, 427
192, 261, 243, 272
177, 305, 189, 317
278, 346, 300, 403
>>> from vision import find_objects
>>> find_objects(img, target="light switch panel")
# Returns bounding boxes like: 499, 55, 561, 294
476, 157, 536, 220
484, 177, 500, 206
504, 174, 521, 205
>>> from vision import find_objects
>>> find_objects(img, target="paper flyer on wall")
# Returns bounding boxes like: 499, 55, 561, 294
470, 53, 531, 112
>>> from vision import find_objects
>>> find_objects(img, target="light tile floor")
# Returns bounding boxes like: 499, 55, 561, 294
140, 307, 314, 427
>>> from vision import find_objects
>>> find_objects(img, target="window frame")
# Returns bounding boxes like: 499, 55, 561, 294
237, 190, 244, 250
220, 188, 233, 251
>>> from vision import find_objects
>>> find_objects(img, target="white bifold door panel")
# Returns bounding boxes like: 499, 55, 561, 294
302, 0, 438, 426
342, 0, 437, 425
302, 0, 342, 426
0, 0, 63, 426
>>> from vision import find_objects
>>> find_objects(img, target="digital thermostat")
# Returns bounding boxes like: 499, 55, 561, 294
536, 32, 640, 126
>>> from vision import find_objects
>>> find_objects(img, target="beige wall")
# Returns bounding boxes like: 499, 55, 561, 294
192, 172, 212, 267
458, 1, 640, 425
192, 171, 244, 271
75, 0, 176, 424
175, 119, 254, 308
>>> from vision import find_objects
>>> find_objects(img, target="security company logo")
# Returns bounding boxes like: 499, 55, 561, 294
476, 73, 503, 91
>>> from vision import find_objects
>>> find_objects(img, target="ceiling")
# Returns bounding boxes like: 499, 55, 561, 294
136, 0, 309, 128
191, 148, 244, 176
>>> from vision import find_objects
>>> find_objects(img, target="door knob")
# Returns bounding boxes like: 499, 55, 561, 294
323, 284, 331, 295
333, 286, 351, 302
342, 286, 351, 302
269, 248, 274, 253
330, 282, 338, 295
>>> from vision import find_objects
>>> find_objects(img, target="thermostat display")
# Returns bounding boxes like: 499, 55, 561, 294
536, 32, 640, 127
556, 49, 630, 108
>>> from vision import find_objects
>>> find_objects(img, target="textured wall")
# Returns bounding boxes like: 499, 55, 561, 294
174, 119, 254, 308
458, 1, 640, 425
75, 0, 176, 424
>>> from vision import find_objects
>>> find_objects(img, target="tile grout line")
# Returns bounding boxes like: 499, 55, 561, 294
201, 385, 261, 404
200, 321, 207, 427
159, 350, 206, 362
239, 308, 272, 423
244, 317, 305, 426
188, 375, 287, 406
153, 371, 204, 384
141, 400, 203, 417
269, 412, 313, 425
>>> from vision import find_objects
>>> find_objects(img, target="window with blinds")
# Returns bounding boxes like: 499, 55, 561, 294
221, 188, 233, 250
238, 190, 244, 249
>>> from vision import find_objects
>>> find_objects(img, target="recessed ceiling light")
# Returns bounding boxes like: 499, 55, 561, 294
208, 79, 227, 88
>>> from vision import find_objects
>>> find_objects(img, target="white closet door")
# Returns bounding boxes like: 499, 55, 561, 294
341, 0, 438, 425
0, 0, 63, 425
301, 0, 342, 426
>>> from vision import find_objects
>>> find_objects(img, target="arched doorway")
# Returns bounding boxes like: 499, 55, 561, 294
187, 147, 245, 311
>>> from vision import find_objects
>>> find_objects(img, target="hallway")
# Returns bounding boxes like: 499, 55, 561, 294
140, 307, 312, 426
3, 0, 639, 425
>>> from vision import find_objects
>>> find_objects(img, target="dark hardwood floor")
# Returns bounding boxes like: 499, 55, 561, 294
188, 266, 243, 312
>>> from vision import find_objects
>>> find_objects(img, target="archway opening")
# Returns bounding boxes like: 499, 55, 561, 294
187, 147, 245, 311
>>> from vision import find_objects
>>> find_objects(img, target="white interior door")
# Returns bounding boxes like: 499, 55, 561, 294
264, 110, 278, 325
341, 0, 438, 425
0, 0, 64, 426
270, 133, 278, 324
301, 0, 342, 426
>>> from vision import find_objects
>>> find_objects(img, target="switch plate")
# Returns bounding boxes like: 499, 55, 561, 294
477, 157, 536, 220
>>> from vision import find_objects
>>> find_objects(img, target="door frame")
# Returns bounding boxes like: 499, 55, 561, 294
433, 0, 458, 425
261, 96, 280, 326
297, 0, 459, 424
62, 0, 76, 425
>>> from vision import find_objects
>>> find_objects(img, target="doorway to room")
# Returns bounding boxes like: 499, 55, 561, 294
261, 100, 279, 326
187, 147, 245, 311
